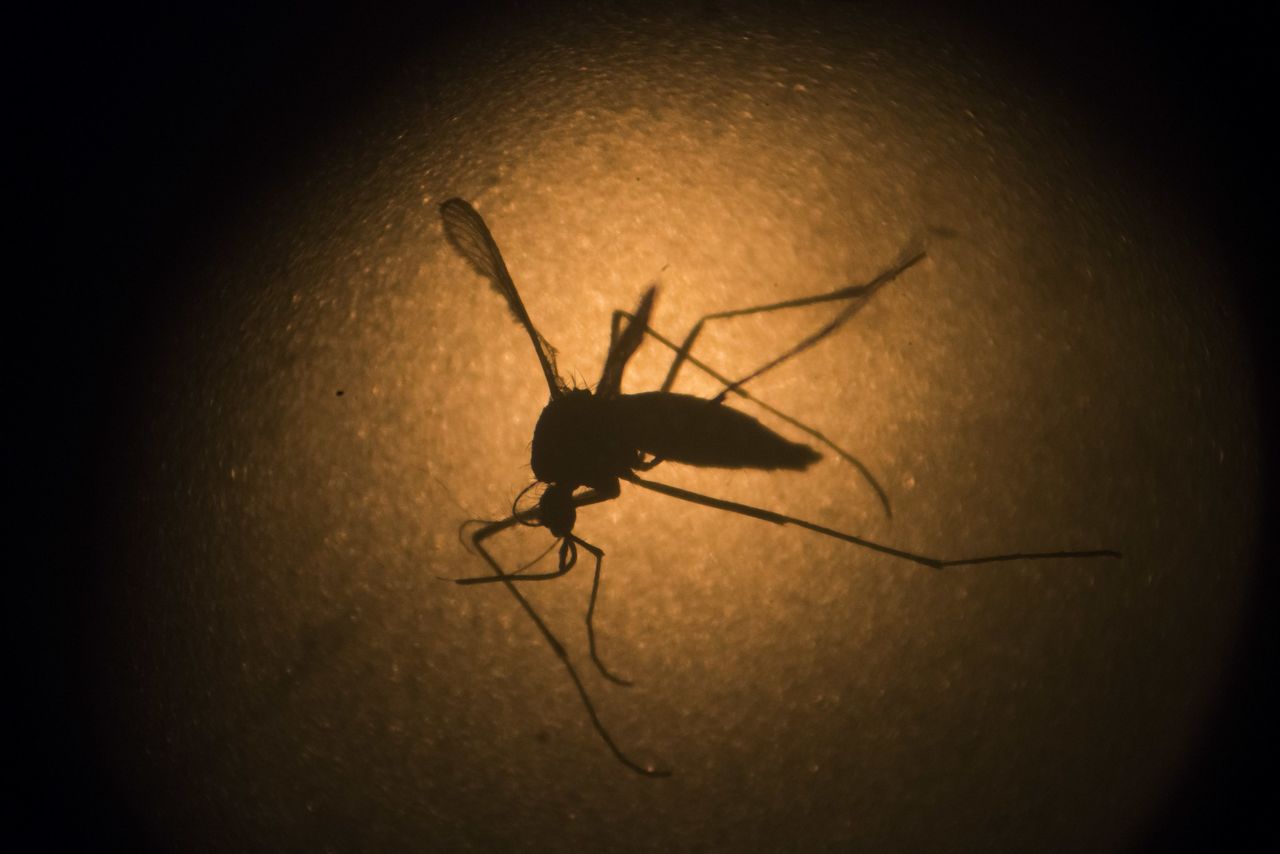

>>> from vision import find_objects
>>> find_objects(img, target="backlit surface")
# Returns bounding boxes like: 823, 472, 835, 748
89, 6, 1260, 852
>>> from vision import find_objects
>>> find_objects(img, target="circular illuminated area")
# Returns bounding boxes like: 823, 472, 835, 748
90, 6, 1260, 852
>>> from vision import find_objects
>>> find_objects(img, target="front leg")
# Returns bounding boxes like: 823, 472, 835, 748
453, 493, 668, 776
453, 486, 615, 585
573, 534, 632, 687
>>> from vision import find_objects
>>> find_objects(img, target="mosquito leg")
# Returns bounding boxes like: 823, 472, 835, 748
569, 534, 633, 687
459, 493, 632, 684
453, 488, 611, 585
463, 509, 670, 777
454, 548, 574, 585
662, 247, 925, 397
453, 506, 559, 585
454, 504, 559, 581
623, 472, 1121, 569
608, 310, 895, 517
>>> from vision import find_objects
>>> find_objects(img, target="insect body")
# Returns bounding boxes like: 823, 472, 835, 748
439, 197, 1119, 777
533, 388, 821, 537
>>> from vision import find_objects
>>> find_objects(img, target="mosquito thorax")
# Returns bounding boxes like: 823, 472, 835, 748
531, 390, 592, 483
531, 389, 636, 487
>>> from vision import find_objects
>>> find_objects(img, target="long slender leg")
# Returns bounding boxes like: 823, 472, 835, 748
624, 473, 1121, 569
462, 503, 670, 777
442, 519, 556, 580
570, 534, 632, 687
458, 500, 634, 684
661, 247, 925, 397
610, 310, 894, 517
454, 542, 574, 584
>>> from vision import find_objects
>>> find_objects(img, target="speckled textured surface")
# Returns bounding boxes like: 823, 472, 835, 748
89, 5, 1259, 852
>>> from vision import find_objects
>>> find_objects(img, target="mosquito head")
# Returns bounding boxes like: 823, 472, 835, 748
539, 482, 577, 538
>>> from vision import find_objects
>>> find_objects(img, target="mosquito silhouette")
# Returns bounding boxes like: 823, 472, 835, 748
439, 197, 1119, 777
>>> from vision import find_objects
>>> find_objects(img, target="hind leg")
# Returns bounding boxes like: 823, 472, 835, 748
608, 248, 925, 515
655, 246, 924, 397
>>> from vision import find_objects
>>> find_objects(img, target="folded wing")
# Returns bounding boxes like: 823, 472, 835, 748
440, 198, 567, 398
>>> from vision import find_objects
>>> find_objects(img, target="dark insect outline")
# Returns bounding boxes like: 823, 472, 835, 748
440, 197, 1120, 776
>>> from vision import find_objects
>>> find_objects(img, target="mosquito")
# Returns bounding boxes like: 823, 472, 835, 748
439, 197, 1120, 777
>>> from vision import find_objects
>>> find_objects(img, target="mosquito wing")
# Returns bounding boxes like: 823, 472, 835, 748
440, 198, 567, 398
597, 285, 656, 398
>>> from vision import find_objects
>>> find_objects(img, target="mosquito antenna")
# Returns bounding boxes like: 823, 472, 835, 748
512, 480, 544, 527
457, 518, 500, 555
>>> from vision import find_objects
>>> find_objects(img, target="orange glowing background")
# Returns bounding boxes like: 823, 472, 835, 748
59, 4, 1266, 852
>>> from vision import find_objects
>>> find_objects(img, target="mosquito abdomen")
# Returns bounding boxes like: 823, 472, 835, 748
612, 392, 821, 471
